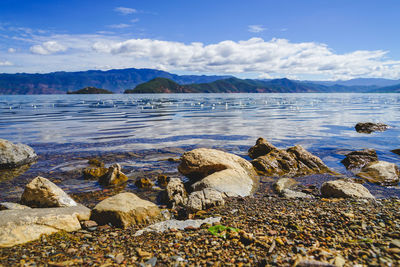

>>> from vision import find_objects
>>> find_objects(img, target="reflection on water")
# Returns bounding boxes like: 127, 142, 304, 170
1, 93, 400, 200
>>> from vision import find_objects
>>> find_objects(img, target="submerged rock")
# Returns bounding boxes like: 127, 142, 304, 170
355, 122, 389, 134
83, 166, 108, 180
249, 138, 332, 177
321, 179, 375, 199
178, 148, 257, 197
0, 138, 37, 169
91, 192, 163, 228
341, 149, 378, 170
134, 217, 221, 236
157, 174, 170, 188
357, 161, 400, 186
135, 177, 154, 189
186, 188, 225, 211
21, 176, 77, 208
98, 163, 128, 186
0, 205, 90, 248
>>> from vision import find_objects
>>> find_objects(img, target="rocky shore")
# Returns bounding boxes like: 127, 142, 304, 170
1, 196, 400, 266
1, 124, 400, 266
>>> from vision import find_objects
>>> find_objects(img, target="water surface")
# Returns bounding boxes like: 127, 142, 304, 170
1, 93, 400, 200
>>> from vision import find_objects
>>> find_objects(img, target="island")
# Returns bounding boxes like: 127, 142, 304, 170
67, 87, 113, 94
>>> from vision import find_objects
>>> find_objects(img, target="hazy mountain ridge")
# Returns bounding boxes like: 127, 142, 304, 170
1, 67, 400, 94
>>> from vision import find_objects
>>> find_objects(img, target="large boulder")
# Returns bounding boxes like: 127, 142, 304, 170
0, 205, 90, 248
21, 176, 77, 208
178, 148, 257, 197
161, 178, 188, 208
357, 161, 400, 186
248, 137, 277, 159
321, 179, 375, 199
90, 192, 163, 228
249, 138, 332, 177
98, 163, 128, 186
341, 149, 378, 170
0, 139, 37, 169
355, 122, 389, 134
0, 202, 31, 210
186, 188, 225, 211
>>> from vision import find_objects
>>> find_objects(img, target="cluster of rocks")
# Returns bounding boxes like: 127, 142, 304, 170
249, 137, 333, 176
341, 148, 400, 185
1, 129, 399, 250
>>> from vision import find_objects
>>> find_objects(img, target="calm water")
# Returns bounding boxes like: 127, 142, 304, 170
1, 93, 400, 200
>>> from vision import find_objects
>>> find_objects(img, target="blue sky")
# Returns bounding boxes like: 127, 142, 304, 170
0, 0, 399, 80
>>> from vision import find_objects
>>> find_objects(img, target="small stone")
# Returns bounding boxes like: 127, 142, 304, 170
81, 220, 98, 229
157, 174, 170, 188
98, 163, 128, 186
115, 253, 124, 264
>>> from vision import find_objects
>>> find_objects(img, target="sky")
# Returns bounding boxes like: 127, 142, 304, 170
0, 0, 399, 80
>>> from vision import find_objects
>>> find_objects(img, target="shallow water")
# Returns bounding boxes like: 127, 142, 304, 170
1, 93, 400, 201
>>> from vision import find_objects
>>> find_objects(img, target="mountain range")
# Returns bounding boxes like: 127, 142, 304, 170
0, 67, 399, 94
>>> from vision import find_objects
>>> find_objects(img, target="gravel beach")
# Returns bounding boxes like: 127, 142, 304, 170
1, 194, 400, 266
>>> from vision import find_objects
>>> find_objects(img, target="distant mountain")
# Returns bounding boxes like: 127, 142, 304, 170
0, 68, 230, 95
67, 87, 113, 94
308, 78, 400, 87
125, 77, 335, 93
368, 83, 400, 93
1, 67, 400, 94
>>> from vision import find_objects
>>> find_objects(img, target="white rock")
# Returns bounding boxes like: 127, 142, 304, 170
134, 217, 221, 236
0, 205, 90, 248
321, 180, 375, 199
186, 188, 225, 211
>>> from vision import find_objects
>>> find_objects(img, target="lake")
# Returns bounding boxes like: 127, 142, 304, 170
1, 93, 400, 201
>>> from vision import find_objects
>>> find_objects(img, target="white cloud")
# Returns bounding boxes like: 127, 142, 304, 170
91, 37, 400, 79
131, 18, 139, 23
0, 60, 12, 66
2, 31, 400, 80
8, 48, 16, 53
248, 25, 266, 33
30, 41, 67, 55
108, 24, 131, 29
114, 7, 137, 15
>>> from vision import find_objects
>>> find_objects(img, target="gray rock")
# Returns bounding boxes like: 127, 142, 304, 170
0, 139, 37, 169
134, 217, 221, 236
0, 205, 90, 248
281, 189, 314, 199
186, 188, 225, 211
0, 202, 31, 210
357, 161, 400, 186
321, 179, 375, 199
178, 148, 258, 197
341, 149, 378, 170
355, 122, 389, 134
91, 192, 163, 228
21, 176, 77, 208
162, 178, 188, 208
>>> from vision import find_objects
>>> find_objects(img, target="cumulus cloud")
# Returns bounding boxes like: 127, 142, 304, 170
30, 41, 67, 55
92, 37, 400, 80
8, 48, 16, 53
0, 60, 12, 66
248, 25, 266, 33
114, 7, 137, 15
108, 23, 131, 29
